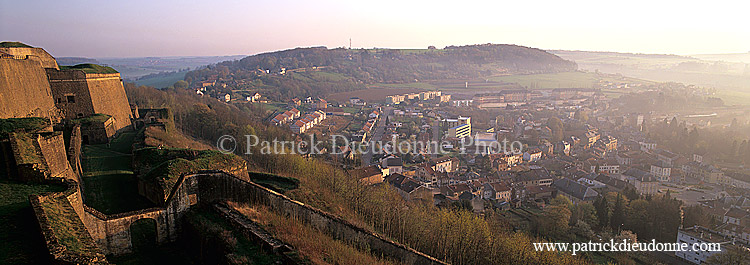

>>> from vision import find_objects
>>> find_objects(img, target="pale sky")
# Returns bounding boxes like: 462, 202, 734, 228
1, 0, 748, 58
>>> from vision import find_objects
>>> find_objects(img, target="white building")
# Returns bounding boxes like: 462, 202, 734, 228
676, 226, 731, 264
650, 162, 672, 182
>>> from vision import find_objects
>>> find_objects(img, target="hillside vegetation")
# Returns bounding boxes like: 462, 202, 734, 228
60, 64, 119, 74
185, 44, 577, 100
0, 41, 33, 48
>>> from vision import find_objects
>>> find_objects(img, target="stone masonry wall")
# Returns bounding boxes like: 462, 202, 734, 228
8, 132, 75, 182
0, 47, 59, 69
39, 174, 193, 256
30, 179, 109, 264
67, 125, 83, 179
37, 132, 76, 181
47, 70, 96, 120
85, 73, 133, 132
194, 171, 446, 265
47, 70, 133, 132
31, 136, 444, 264
0, 57, 58, 119
79, 117, 116, 144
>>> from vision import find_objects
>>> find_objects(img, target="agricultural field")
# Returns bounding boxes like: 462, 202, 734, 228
553, 50, 750, 106
131, 71, 188, 88
290, 71, 351, 83
488, 71, 599, 89
715, 89, 750, 106
256, 101, 287, 113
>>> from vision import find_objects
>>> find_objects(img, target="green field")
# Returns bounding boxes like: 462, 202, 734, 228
0, 180, 65, 264
600, 88, 626, 99
288, 71, 350, 83
488, 71, 598, 89
371, 82, 436, 89
81, 131, 154, 214
715, 89, 750, 106
258, 102, 286, 113
307, 71, 349, 82
342, 106, 360, 114
59, 63, 119, 74
132, 71, 188, 89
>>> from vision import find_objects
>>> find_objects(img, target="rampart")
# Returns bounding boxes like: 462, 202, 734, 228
195, 171, 447, 265
0, 46, 59, 69
47, 70, 133, 132
0, 56, 59, 120
67, 125, 83, 179
33, 169, 446, 264
8, 132, 76, 182
26, 124, 441, 264
29, 179, 109, 264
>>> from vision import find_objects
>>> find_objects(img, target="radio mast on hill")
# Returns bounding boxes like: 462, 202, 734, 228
349, 38, 352, 49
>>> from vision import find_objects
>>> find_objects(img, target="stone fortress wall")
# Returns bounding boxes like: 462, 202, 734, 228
4, 44, 445, 265
1, 44, 133, 139
0, 56, 59, 120
82, 73, 133, 132
46, 70, 97, 120
46, 70, 133, 132
0, 46, 60, 69
32, 169, 447, 264
8, 131, 76, 182
196, 171, 447, 265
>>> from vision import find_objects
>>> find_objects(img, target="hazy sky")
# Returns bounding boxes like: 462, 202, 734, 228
1, 0, 748, 58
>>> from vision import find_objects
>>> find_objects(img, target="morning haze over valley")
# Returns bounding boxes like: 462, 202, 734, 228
1, 0, 749, 264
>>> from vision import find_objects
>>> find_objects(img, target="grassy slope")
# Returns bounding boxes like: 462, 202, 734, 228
0, 117, 49, 138
132, 71, 188, 89
714, 89, 750, 106
0, 41, 33, 48
143, 126, 211, 150
247, 172, 299, 193
60, 64, 119, 74
81, 131, 155, 214
488, 71, 598, 89
0, 180, 65, 264
39, 195, 102, 255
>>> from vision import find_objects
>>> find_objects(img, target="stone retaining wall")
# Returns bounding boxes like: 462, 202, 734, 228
195, 171, 447, 265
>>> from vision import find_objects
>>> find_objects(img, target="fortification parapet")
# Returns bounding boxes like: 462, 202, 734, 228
47, 68, 133, 133
0, 46, 59, 69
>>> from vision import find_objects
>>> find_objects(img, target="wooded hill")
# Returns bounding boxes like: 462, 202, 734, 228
184, 44, 577, 100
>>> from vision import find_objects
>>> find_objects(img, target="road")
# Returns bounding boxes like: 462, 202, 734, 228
659, 183, 721, 206
361, 107, 391, 167
432, 119, 441, 158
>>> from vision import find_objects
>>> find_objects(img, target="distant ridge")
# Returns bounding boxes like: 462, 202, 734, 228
57, 57, 100, 66
184, 43, 578, 99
